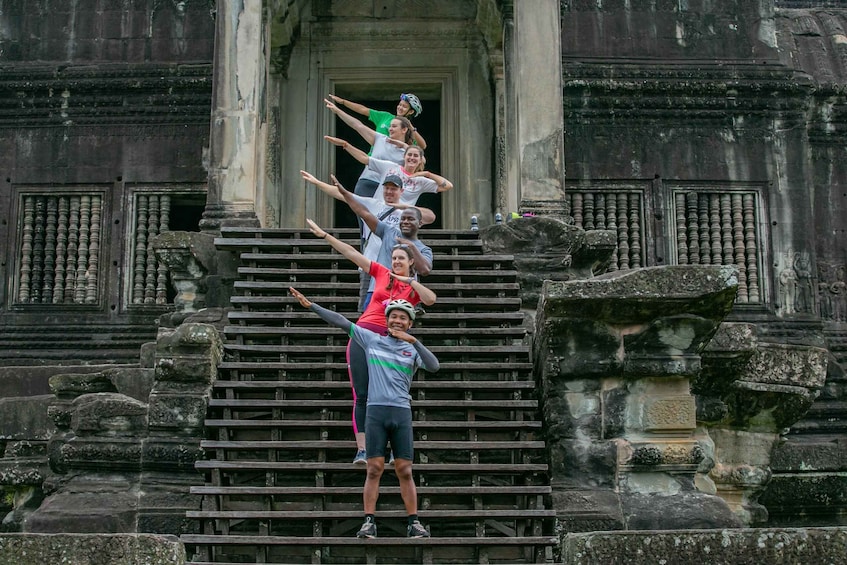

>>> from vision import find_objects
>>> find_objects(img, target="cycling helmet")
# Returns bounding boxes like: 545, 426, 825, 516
400, 93, 423, 117
385, 299, 416, 321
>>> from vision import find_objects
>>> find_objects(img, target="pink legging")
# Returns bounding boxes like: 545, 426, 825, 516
346, 321, 387, 435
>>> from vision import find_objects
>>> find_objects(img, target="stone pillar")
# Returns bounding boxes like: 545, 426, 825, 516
535, 265, 744, 535
511, 0, 566, 216
699, 326, 828, 525
200, 0, 264, 231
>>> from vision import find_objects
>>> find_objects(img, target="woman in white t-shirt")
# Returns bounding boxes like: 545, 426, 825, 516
324, 136, 453, 207
325, 98, 413, 199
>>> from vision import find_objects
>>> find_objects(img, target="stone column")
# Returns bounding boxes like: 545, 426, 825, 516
200, 0, 264, 231
535, 265, 744, 534
511, 0, 566, 216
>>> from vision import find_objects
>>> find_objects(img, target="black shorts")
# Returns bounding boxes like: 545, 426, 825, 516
365, 405, 413, 461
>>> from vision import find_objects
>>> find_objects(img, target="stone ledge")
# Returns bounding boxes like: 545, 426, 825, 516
562, 527, 847, 565
0, 533, 185, 565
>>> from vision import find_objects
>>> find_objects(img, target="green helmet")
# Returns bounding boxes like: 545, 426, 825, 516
385, 299, 416, 321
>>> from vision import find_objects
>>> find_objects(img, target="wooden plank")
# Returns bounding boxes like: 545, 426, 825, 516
200, 440, 546, 450
203, 420, 542, 429
207, 399, 537, 409
181, 534, 558, 546
195, 460, 548, 472
187, 509, 555, 519
212, 380, 536, 389
190, 485, 551, 496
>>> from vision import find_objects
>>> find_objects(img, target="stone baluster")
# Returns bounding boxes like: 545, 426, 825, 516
42, 197, 58, 303
31, 197, 46, 303
134, 195, 149, 304
584, 194, 595, 230
53, 196, 69, 303
595, 193, 606, 230
675, 194, 687, 265
732, 194, 748, 303
617, 193, 630, 269
157, 195, 171, 304
74, 195, 91, 304
18, 197, 35, 303
64, 197, 81, 302
572, 193, 583, 228
743, 194, 759, 302
710, 194, 722, 265
686, 192, 699, 265
85, 195, 101, 304
720, 194, 733, 265
145, 195, 160, 303
698, 193, 711, 264
629, 193, 642, 267
606, 194, 618, 271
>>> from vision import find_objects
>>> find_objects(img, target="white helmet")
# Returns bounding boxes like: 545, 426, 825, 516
400, 93, 423, 117
385, 299, 416, 321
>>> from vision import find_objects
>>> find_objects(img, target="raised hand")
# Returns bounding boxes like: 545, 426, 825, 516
306, 218, 328, 239
289, 287, 312, 308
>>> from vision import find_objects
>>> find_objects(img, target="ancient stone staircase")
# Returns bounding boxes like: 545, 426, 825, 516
181, 226, 557, 564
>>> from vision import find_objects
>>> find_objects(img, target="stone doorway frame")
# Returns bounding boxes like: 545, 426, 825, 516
314, 67, 460, 228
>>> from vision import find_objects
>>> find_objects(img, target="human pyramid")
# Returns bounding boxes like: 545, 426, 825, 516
291, 93, 454, 540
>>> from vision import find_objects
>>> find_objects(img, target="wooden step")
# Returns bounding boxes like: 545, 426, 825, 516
190, 484, 551, 496
211, 380, 536, 391
217, 361, 533, 372
196, 460, 547, 473
203, 419, 542, 430
207, 399, 537, 409
182, 534, 557, 546
233, 280, 521, 295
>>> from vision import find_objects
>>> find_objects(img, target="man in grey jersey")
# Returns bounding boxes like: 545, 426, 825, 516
289, 287, 438, 539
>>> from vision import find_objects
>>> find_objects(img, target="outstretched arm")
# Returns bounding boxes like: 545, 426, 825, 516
412, 129, 428, 150
412, 170, 453, 192
327, 94, 370, 118
300, 170, 342, 201
389, 328, 440, 373
324, 136, 369, 166
307, 218, 371, 272
325, 98, 377, 146
332, 174, 380, 233
387, 271, 437, 306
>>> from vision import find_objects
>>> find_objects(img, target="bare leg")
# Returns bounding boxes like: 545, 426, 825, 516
363, 457, 385, 514
394, 459, 418, 515
356, 431, 366, 452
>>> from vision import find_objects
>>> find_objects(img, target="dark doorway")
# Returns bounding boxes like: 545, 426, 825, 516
330, 96, 442, 229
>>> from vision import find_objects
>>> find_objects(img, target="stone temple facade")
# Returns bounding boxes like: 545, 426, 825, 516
0, 0, 846, 556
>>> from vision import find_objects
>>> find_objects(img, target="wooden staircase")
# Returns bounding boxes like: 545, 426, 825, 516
181, 227, 557, 564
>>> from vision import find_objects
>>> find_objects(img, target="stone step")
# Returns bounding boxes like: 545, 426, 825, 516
182, 534, 556, 565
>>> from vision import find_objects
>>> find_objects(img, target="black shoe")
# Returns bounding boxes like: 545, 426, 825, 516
407, 519, 429, 538
357, 517, 377, 539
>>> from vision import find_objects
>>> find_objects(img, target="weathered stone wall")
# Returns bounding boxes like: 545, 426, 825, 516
559, 0, 847, 528
562, 527, 847, 565
0, 533, 185, 565
0, 0, 214, 365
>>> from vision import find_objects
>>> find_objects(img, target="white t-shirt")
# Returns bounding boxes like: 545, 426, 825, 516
359, 133, 405, 182
368, 158, 439, 206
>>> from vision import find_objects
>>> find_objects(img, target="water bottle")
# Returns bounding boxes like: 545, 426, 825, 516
470, 215, 479, 231
495, 212, 503, 225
